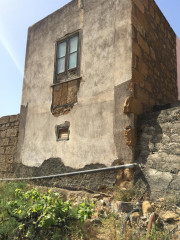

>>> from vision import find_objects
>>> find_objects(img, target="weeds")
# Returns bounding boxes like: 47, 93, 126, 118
113, 184, 142, 202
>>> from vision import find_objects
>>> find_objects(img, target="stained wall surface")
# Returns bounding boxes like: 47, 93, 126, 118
16, 0, 133, 175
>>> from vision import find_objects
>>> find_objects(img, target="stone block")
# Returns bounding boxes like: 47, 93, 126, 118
132, 25, 137, 40
149, 98, 155, 107
9, 137, 18, 146
132, 68, 144, 87
132, 16, 146, 37
0, 138, 9, 146
139, 0, 148, 9
137, 34, 149, 54
110, 200, 133, 213
0, 124, 8, 130
9, 115, 19, 122
133, 0, 144, 13
161, 211, 179, 222
123, 96, 143, 115
147, 168, 173, 191
0, 130, 6, 138
132, 54, 139, 70
139, 61, 148, 76
136, 8, 148, 31
136, 87, 149, 104
116, 169, 124, 181
150, 5, 155, 18
144, 82, 152, 93
0, 116, 9, 125
5, 155, 13, 164
124, 168, 134, 181
132, 41, 142, 57
0, 147, 5, 154
150, 47, 156, 60
6, 163, 13, 173
130, 212, 140, 223
142, 201, 152, 217
124, 126, 136, 146
6, 128, 18, 137
5, 146, 17, 155
0, 155, 6, 171
15, 121, 19, 126
170, 173, 180, 191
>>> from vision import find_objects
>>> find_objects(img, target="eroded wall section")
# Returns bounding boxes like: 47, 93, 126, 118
0, 115, 19, 177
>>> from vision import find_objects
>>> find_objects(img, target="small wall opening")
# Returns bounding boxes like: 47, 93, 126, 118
55, 121, 70, 141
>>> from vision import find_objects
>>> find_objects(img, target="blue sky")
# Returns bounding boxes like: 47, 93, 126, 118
0, 0, 180, 117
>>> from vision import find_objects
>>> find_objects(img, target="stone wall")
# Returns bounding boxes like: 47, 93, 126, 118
0, 114, 20, 177
136, 105, 180, 199
177, 36, 180, 100
123, 0, 178, 165
131, 0, 178, 114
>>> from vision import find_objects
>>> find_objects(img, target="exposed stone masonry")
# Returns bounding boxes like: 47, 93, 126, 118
123, 0, 178, 164
0, 114, 19, 177
125, 0, 178, 116
136, 105, 180, 199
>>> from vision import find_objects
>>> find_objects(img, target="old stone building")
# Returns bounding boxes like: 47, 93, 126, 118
0, 0, 180, 197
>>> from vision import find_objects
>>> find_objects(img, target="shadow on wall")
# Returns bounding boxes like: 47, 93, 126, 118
134, 109, 163, 197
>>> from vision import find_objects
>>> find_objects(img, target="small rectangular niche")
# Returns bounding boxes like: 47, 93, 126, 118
56, 122, 70, 141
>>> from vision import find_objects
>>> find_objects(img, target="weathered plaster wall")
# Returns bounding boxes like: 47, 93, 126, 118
177, 36, 180, 100
136, 105, 180, 199
16, 0, 133, 181
126, 0, 178, 116
0, 115, 19, 177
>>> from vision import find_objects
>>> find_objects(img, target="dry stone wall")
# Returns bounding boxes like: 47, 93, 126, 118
136, 105, 180, 199
0, 114, 19, 177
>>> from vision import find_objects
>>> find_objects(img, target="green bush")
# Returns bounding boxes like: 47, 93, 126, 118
77, 201, 94, 223
0, 184, 94, 240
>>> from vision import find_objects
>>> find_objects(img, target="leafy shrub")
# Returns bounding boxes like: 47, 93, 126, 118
77, 201, 94, 223
0, 185, 94, 240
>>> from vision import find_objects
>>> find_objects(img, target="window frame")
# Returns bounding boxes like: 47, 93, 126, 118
54, 31, 81, 84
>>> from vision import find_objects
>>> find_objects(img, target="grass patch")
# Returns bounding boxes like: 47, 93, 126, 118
113, 184, 142, 202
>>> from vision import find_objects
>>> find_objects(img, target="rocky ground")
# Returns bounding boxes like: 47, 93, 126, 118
37, 185, 180, 240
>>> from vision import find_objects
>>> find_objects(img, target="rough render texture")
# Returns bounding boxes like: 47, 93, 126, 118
136, 105, 180, 199
0, 114, 19, 177
16, 0, 133, 186
177, 36, 180, 100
